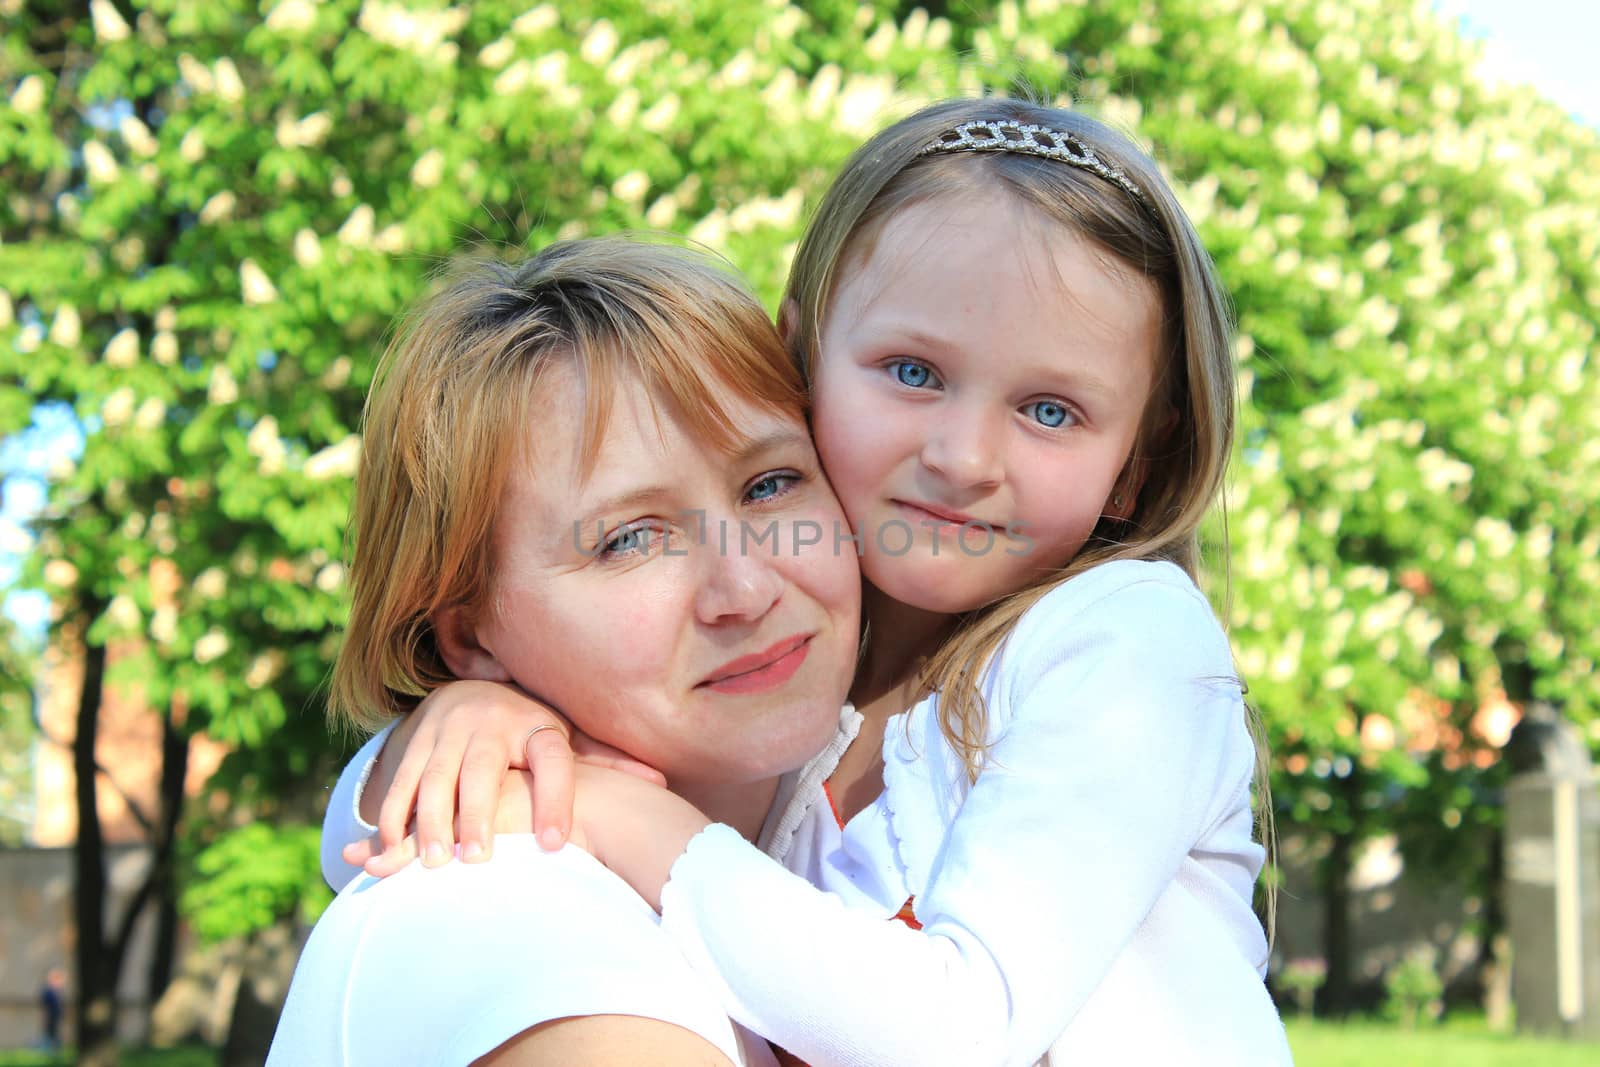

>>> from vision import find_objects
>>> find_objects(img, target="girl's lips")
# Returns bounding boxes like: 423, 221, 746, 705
701, 635, 813, 694
895, 500, 986, 527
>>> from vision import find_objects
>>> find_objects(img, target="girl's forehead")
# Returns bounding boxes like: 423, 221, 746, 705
837, 194, 1150, 325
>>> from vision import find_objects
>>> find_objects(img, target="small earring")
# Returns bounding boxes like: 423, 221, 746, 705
1113, 494, 1125, 509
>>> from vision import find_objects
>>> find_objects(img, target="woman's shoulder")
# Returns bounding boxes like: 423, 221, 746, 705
329, 833, 616, 900
303, 839, 666, 997
279, 838, 751, 1065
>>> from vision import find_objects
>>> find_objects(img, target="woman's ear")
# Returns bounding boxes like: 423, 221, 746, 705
777, 298, 800, 347
432, 604, 513, 682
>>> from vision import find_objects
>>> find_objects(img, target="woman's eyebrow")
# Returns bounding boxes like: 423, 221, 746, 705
729, 427, 812, 464
577, 484, 678, 523
576, 429, 808, 522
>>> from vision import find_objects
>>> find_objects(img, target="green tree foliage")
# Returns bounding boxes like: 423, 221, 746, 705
1, 0, 1596, 1039
0, 612, 38, 845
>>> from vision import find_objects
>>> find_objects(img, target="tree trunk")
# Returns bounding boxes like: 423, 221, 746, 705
1318, 768, 1361, 1017
220, 923, 305, 1067
1480, 829, 1513, 1029
146, 715, 190, 1005
73, 609, 119, 1067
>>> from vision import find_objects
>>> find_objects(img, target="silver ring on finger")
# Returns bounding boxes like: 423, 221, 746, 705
523, 723, 565, 752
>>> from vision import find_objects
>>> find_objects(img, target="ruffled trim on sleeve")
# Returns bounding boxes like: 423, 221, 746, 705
757, 703, 861, 865
879, 704, 966, 900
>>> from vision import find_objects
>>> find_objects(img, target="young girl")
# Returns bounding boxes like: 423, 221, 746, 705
330, 98, 1290, 1065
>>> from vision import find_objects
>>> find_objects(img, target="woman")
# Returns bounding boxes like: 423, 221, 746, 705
266, 237, 861, 1066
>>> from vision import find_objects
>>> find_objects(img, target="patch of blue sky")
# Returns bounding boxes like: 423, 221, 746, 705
2, 402, 84, 636
1437, 0, 1600, 125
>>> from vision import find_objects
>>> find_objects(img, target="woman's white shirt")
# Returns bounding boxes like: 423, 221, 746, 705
276, 733, 776, 1067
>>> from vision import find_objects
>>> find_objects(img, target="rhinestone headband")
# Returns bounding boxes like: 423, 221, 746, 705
916, 120, 1145, 201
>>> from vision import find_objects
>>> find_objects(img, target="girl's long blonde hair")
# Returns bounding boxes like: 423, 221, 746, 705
785, 98, 1274, 925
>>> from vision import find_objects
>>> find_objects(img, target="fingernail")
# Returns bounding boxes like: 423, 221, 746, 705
463, 841, 486, 862
424, 842, 448, 867
538, 827, 563, 852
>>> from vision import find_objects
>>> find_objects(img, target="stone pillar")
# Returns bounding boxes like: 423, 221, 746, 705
1503, 703, 1600, 1039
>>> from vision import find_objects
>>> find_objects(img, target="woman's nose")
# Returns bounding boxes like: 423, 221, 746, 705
693, 520, 786, 625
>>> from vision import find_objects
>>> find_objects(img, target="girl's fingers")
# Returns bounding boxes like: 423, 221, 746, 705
414, 730, 471, 866
378, 720, 437, 851
456, 732, 508, 862
525, 723, 576, 851
342, 835, 379, 869
570, 734, 669, 788
364, 833, 420, 879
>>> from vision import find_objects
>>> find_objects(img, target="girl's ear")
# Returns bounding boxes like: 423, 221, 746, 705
1108, 404, 1179, 521
1106, 462, 1145, 522
432, 604, 513, 682
777, 298, 800, 347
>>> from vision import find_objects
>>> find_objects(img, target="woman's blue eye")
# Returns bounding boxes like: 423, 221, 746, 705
1025, 401, 1073, 429
891, 361, 935, 388
746, 473, 797, 503
601, 523, 660, 558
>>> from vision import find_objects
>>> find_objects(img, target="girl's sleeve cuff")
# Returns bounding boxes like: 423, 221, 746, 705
319, 722, 395, 891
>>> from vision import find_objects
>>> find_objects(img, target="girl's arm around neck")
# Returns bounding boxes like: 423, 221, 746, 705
568, 765, 714, 912
646, 566, 1276, 1067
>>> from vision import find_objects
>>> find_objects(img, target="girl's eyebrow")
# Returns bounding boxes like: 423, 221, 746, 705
869, 318, 1120, 399
856, 323, 955, 356
1023, 363, 1117, 400
895, 328, 954, 354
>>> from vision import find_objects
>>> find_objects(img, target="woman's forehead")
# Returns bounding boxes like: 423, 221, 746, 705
517, 364, 806, 500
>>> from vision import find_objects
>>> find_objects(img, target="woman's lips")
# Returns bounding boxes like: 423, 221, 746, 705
701, 635, 812, 694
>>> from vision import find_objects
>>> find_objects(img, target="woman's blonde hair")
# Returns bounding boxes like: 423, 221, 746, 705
331, 237, 806, 735
785, 98, 1270, 868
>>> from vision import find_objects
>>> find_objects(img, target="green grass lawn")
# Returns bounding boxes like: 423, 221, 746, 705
1287, 1018, 1600, 1066
8, 1024, 1600, 1066
0, 1049, 215, 1067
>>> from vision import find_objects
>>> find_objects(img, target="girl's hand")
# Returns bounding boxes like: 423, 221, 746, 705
345, 765, 592, 874
340, 680, 665, 875
349, 763, 709, 912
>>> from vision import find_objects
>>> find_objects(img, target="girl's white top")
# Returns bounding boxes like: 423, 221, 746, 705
659, 559, 1290, 1066
270, 731, 776, 1066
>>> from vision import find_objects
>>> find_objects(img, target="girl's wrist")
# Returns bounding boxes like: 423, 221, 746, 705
578, 768, 710, 911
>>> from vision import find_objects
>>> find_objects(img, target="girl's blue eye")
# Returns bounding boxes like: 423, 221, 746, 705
1025, 400, 1074, 429
891, 360, 936, 389
746, 473, 798, 503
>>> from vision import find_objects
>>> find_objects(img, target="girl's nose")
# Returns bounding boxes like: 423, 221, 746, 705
918, 406, 1003, 489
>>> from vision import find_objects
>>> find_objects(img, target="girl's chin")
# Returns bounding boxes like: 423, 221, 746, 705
866, 561, 1015, 616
